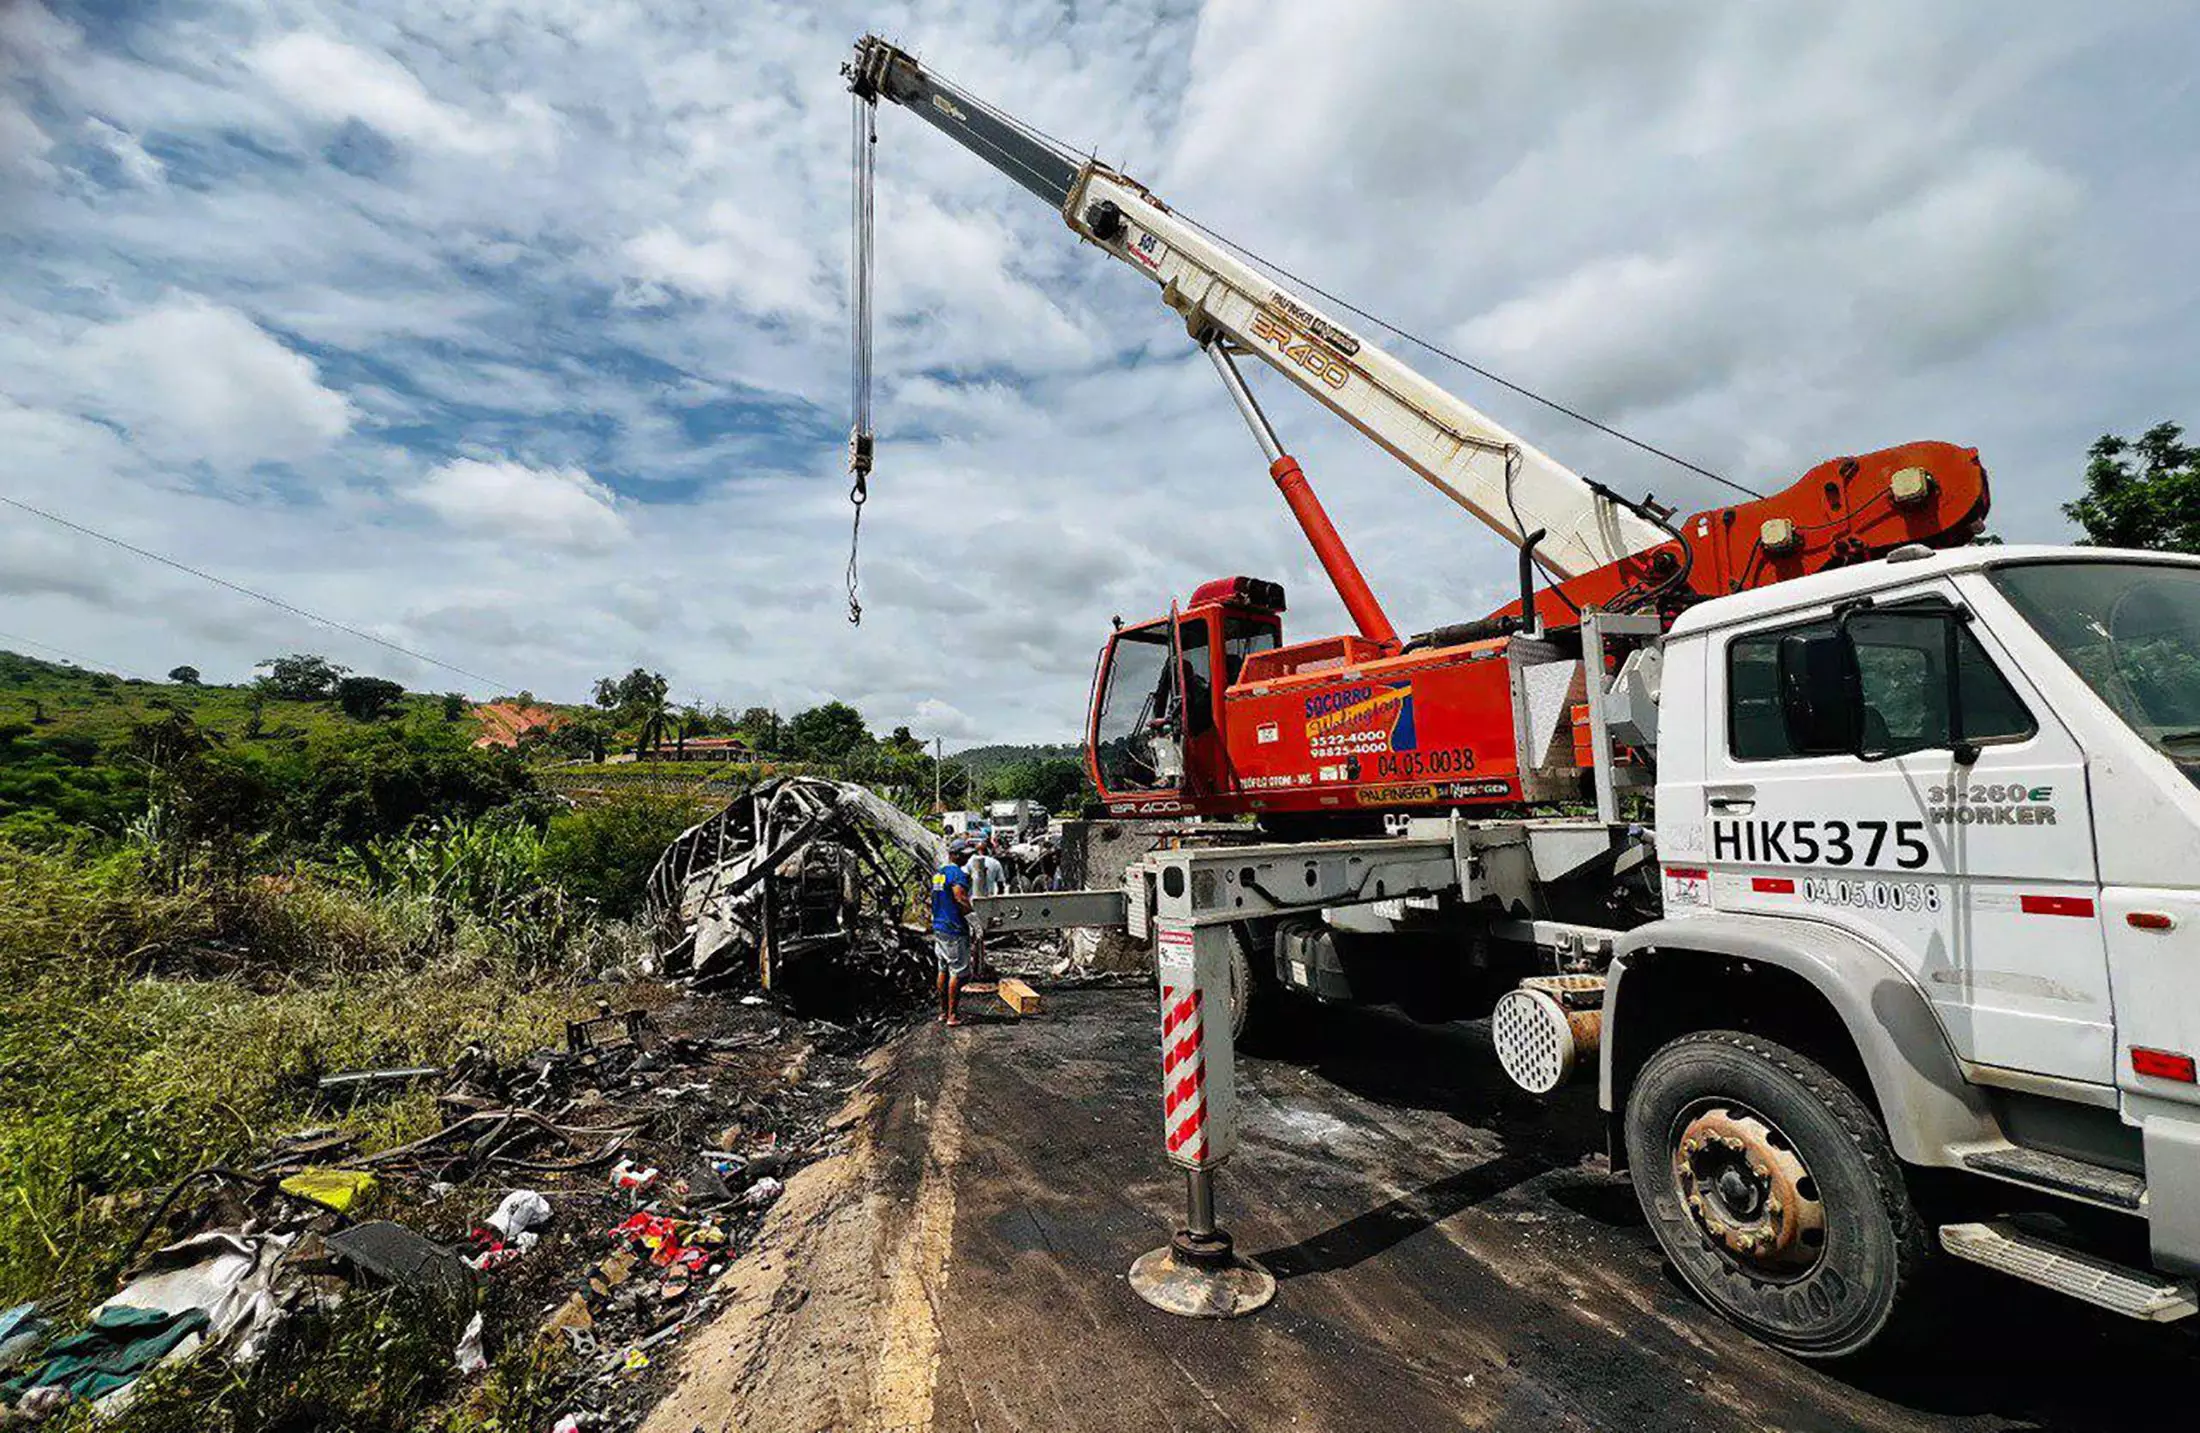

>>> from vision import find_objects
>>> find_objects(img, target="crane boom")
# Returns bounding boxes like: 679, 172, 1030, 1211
847, 35, 1665, 581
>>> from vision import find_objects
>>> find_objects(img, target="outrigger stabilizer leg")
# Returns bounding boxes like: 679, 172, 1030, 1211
1128, 920, 1276, 1318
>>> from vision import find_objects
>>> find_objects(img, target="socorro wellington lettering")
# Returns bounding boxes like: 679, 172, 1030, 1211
1304, 681, 1417, 756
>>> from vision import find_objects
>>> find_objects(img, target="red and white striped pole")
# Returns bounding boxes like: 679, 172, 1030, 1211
1131, 919, 1273, 1318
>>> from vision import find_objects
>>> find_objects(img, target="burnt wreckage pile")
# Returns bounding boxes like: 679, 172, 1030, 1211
646, 777, 944, 1004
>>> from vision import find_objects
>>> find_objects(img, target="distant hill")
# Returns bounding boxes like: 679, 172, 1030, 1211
0, 650, 561, 748
950, 742, 1082, 772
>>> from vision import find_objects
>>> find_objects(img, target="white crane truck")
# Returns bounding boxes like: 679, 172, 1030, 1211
847, 35, 2200, 1357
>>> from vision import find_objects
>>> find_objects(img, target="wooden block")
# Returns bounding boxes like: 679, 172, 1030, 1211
960, 981, 998, 996
997, 978, 1042, 1016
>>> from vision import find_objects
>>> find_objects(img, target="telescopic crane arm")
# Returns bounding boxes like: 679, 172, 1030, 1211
847, 35, 1662, 587
847, 35, 1990, 631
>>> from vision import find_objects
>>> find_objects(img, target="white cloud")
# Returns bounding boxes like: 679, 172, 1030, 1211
0, 95, 53, 177
406, 457, 628, 553
245, 32, 554, 160
63, 298, 353, 469
0, 0, 2191, 746
82, 117, 164, 185
913, 697, 980, 742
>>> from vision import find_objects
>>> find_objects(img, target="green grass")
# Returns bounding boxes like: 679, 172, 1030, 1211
0, 840, 644, 1319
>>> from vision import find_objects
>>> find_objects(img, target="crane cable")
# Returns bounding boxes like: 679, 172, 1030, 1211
1165, 210, 1765, 503
846, 87, 879, 625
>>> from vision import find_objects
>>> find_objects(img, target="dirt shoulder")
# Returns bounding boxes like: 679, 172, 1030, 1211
640, 1030, 963, 1433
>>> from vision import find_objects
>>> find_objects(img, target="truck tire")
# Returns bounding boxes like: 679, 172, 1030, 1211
1225, 923, 1258, 1045
1623, 1030, 1928, 1360
1225, 921, 1304, 1052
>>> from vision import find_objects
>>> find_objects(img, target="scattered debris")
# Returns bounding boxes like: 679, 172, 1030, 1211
610, 1160, 661, 1194
569, 1009, 648, 1055
4, 926, 908, 1429
315, 1064, 443, 1099
453, 1311, 487, 1376
482, 1189, 551, 1242
324, 1222, 475, 1300
1, 1305, 209, 1408
278, 1167, 380, 1215
0, 1305, 43, 1376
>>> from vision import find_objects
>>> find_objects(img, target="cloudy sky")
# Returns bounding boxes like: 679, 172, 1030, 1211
2, 2, 2194, 745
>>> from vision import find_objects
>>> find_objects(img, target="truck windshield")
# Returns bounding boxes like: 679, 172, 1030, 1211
1989, 560, 2200, 772
1093, 624, 1174, 791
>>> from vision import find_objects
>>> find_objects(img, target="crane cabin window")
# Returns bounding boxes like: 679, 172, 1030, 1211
1223, 616, 1281, 687
1727, 607, 2034, 761
1093, 624, 1176, 791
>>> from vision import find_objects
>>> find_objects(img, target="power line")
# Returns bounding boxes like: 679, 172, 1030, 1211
0, 493, 515, 690
0, 625, 155, 682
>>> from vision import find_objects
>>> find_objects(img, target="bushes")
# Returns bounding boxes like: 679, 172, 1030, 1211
537, 794, 696, 919
277, 724, 540, 851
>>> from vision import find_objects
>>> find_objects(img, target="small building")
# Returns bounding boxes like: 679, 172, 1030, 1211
660, 735, 754, 762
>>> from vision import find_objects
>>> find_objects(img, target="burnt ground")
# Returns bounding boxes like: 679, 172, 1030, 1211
646, 987, 2200, 1433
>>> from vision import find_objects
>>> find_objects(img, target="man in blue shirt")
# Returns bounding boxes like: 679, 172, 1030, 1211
931, 842, 975, 1026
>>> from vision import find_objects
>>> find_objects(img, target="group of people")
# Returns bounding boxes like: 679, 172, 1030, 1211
928, 835, 1007, 1027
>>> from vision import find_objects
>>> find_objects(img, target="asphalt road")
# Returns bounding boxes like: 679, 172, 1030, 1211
879, 987, 2199, 1432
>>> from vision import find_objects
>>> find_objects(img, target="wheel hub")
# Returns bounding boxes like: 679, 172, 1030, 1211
1673, 1106, 1825, 1274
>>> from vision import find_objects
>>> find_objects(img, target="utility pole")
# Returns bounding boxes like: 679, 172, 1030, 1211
933, 735, 943, 812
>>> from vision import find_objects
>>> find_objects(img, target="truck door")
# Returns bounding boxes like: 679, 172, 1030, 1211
1704, 592, 2114, 1086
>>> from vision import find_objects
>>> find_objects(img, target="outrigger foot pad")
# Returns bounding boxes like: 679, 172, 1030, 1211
1129, 1229, 1276, 1319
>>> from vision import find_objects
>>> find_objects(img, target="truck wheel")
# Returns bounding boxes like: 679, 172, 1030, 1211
1226, 921, 1304, 1051
1225, 924, 1257, 1045
1623, 1031, 1927, 1360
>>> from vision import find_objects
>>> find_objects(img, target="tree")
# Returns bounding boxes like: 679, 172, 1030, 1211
548, 714, 611, 763
786, 701, 871, 763
336, 675, 407, 721
442, 692, 468, 722
736, 706, 783, 755
2066, 422, 2200, 553
256, 653, 347, 700
167, 665, 202, 686
593, 668, 670, 757
244, 690, 265, 738
984, 756, 1090, 812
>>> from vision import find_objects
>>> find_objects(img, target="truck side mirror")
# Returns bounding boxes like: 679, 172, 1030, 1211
1835, 605, 1980, 766
1776, 631, 1862, 755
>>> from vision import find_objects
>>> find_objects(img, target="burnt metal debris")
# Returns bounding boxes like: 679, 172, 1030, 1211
645, 777, 944, 1006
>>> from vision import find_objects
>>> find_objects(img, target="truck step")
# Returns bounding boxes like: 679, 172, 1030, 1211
1960, 1146, 2145, 1210
1939, 1222, 2195, 1322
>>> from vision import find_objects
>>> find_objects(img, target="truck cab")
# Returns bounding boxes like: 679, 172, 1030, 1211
1613, 543, 2200, 1354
